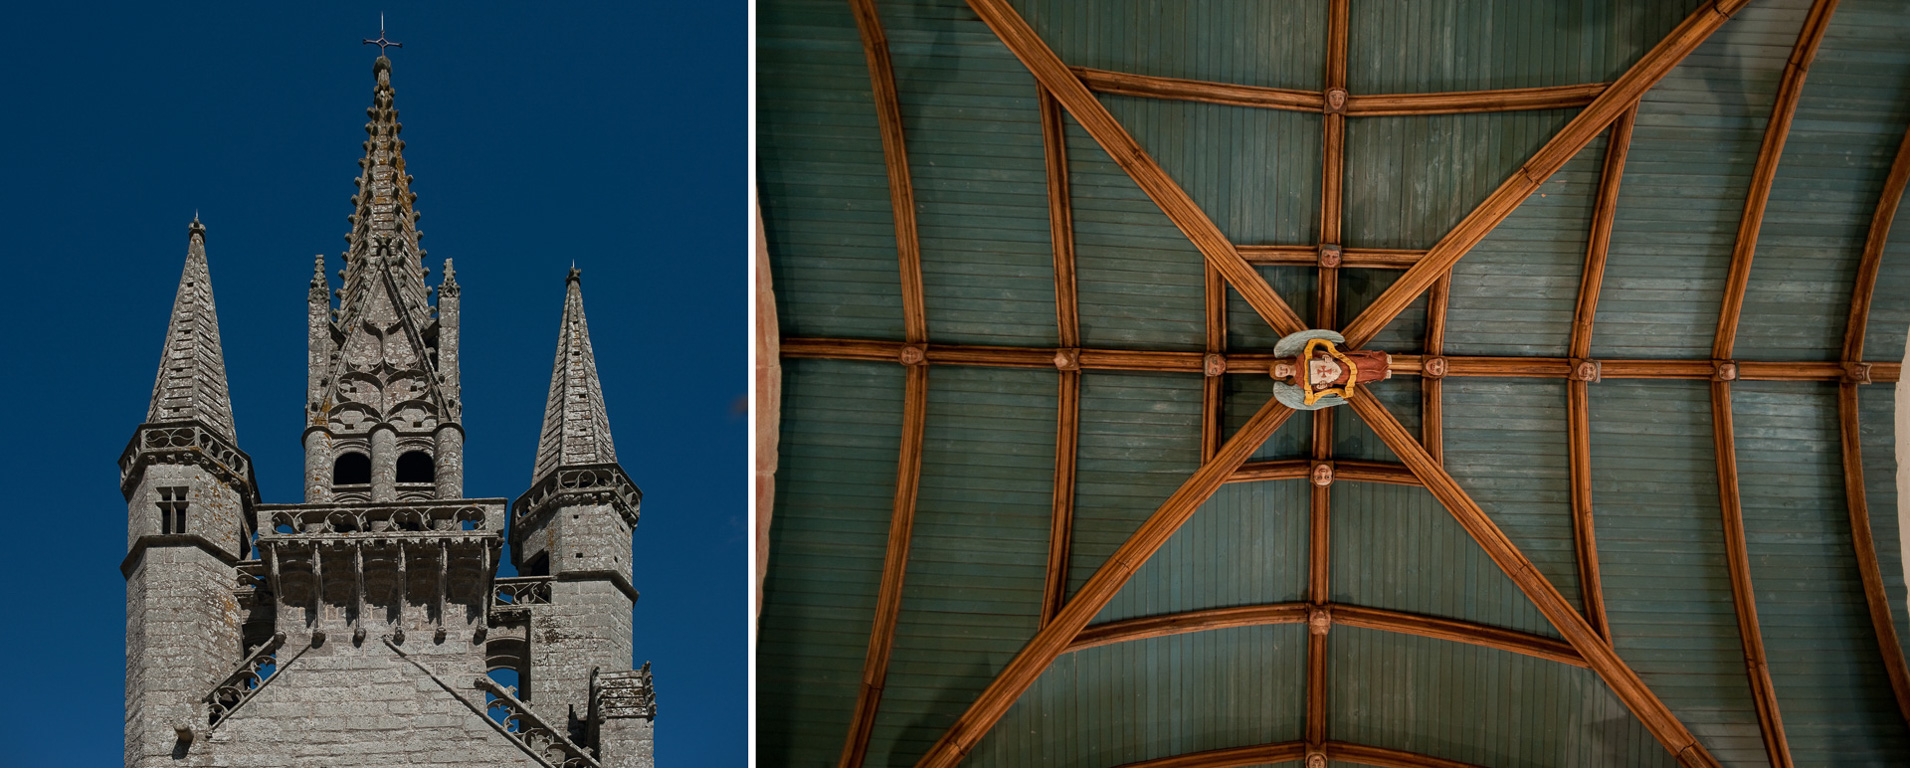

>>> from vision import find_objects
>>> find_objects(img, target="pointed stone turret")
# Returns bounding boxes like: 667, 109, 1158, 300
512, 269, 643, 744
533, 268, 618, 481
303, 55, 462, 503
121, 218, 255, 768
147, 216, 238, 441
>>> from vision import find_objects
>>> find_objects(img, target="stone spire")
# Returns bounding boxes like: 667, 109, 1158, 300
147, 216, 238, 441
311, 54, 455, 431
533, 268, 617, 481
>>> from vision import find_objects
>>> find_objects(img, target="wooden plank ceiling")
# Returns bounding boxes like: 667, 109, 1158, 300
758, 0, 1910, 766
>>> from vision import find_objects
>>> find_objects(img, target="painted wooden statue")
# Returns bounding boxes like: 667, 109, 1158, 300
1269, 329, 1391, 410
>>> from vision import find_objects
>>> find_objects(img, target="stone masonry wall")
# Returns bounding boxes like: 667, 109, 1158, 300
126, 546, 241, 768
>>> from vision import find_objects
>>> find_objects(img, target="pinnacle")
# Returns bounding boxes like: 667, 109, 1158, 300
147, 218, 238, 442
532, 270, 618, 482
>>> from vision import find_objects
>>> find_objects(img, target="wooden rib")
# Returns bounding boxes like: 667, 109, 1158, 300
1838, 384, 1910, 724
1844, 118, 1910, 363
1042, 85, 1079, 349
1332, 605, 1586, 668
1344, 389, 1721, 766
1710, 381, 1792, 767
1073, 67, 1321, 112
1345, 82, 1606, 116
1838, 120, 1910, 726
1715, 0, 1837, 360
913, 397, 1298, 768
1309, 2, 1348, 749
1068, 604, 1308, 651
1239, 245, 1426, 268
1066, 603, 1582, 667
1074, 64, 1606, 120
966, 0, 1307, 337
1571, 106, 1637, 360
1040, 82, 1080, 629
783, 339, 1903, 383
1203, 253, 1226, 461
838, 364, 929, 768
1566, 107, 1635, 643
1340, 0, 1751, 349
1109, 742, 1308, 768
1567, 380, 1608, 642
1424, 275, 1451, 462
850, 0, 925, 343
1108, 741, 1483, 768
1229, 459, 1419, 486
1324, 742, 1484, 768
1044, 371, 1079, 627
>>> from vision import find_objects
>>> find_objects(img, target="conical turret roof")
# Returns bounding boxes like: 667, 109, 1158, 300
533, 269, 618, 481
148, 217, 238, 441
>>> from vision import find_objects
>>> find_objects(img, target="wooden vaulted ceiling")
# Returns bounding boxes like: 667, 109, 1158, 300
758, 1, 1910, 766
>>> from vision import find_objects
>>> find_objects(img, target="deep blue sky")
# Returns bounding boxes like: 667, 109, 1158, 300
0, 3, 745, 765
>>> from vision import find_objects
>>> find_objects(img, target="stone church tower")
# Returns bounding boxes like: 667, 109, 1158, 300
119, 55, 657, 768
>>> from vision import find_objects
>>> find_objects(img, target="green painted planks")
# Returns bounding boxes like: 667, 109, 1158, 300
1104, 96, 1322, 247
1334, 379, 1419, 464
1858, 385, 1910, 701
1344, 110, 1577, 252
758, 359, 907, 766
1067, 372, 1204, 597
1223, 374, 1311, 463
1861, 144, 1910, 364
1347, 0, 1705, 94
1594, 0, 1809, 359
886, 0, 1059, 348
1329, 627, 1674, 768
1734, 382, 1910, 762
1230, 267, 1316, 353
759, 0, 906, 341
964, 626, 1308, 768
1444, 132, 1606, 358
1329, 482, 1555, 639
864, 367, 1056, 766
1064, 110, 1207, 351
1443, 379, 1582, 614
1094, 479, 1310, 625
1587, 379, 1764, 765
1735, 0, 1910, 362
1012, 0, 1326, 91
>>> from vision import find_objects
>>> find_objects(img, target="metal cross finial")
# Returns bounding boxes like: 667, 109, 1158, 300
363, 14, 402, 56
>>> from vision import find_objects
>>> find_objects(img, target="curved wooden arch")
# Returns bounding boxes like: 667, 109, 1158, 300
1837, 118, 1910, 726
1066, 602, 1585, 668
1108, 740, 1484, 768
1072, 66, 1605, 117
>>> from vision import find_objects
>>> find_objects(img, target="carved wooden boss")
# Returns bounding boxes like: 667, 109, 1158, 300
1268, 330, 1392, 411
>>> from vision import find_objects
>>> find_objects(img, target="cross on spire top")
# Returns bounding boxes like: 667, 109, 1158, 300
363, 14, 402, 57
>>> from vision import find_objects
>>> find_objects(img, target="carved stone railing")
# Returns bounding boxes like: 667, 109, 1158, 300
475, 675, 603, 768
513, 463, 641, 529
205, 633, 294, 727
118, 421, 257, 503
492, 576, 552, 623
259, 498, 506, 535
